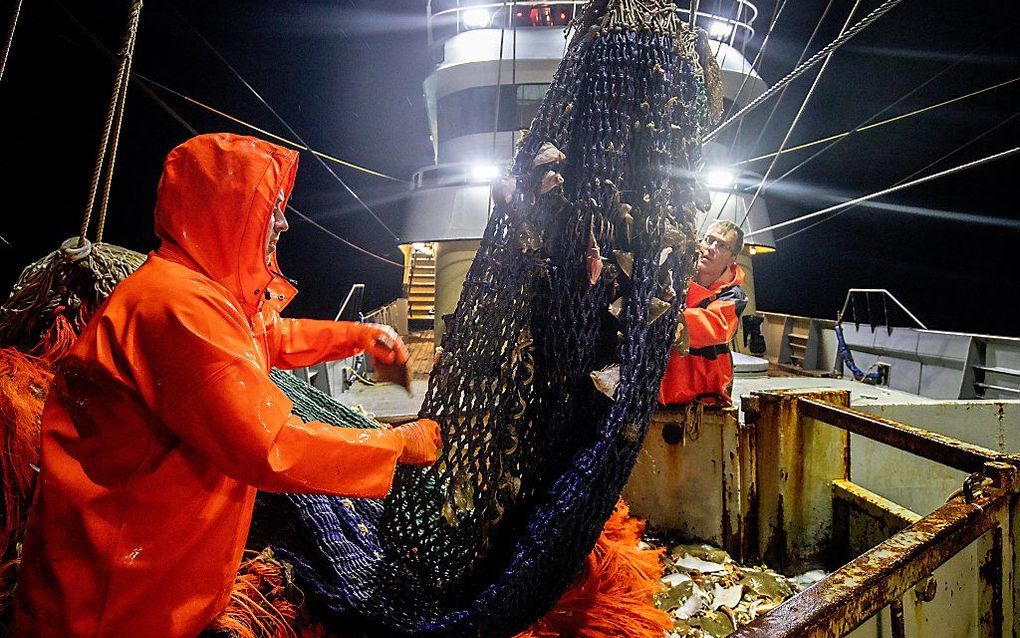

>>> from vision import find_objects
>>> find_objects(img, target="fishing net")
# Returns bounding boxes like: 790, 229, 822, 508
0, 239, 147, 362
250, 2, 722, 634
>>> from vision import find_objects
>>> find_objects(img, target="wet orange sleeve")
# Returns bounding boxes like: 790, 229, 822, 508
126, 292, 404, 498
263, 312, 366, 369
684, 299, 739, 349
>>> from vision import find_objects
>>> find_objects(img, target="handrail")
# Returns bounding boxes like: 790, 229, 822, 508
837, 288, 927, 331
732, 465, 1014, 637
798, 399, 1010, 474
426, 0, 757, 48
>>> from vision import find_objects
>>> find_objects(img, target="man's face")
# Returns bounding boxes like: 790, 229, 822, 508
265, 190, 289, 265
696, 224, 738, 283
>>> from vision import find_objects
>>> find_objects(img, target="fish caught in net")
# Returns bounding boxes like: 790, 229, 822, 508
251, 1, 723, 634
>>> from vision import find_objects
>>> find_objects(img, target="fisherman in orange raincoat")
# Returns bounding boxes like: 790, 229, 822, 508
13, 133, 442, 637
659, 220, 748, 406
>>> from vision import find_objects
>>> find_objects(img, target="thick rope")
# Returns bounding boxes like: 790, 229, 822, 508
54, 0, 405, 269
738, 0, 862, 229
79, 0, 143, 247
96, 0, 143, 243
705, 0, 908, 142
0, 0, 24, 83
745, 146, 1020, 239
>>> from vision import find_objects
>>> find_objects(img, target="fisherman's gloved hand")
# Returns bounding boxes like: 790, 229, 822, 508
349, 323, 409, 365
395, 418, 442, 466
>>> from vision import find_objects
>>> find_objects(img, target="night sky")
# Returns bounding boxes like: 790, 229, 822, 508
1, 0, 1018, 336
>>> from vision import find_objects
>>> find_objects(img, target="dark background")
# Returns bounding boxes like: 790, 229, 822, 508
1, 0, 1017, 335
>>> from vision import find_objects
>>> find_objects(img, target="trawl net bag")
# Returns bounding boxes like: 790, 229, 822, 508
252, 1, 722, 634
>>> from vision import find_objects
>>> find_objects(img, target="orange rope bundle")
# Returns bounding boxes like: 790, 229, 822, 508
0, 348, 52, 615
205, 549, 304, 638
516, 501, 671, 638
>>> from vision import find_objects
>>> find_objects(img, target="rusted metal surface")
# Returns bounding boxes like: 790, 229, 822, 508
799, 398, 1012, 474
832, 479, 922, 561
753, 390, 850, 572
890, 600, 906, 638
731, 463, 1017, 638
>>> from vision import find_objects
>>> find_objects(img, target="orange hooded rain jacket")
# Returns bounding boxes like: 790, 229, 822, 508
659, 263, 748, 405
14, 133, 417, 637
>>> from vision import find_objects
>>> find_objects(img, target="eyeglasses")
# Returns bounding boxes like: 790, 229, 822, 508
701, 233, 734, 254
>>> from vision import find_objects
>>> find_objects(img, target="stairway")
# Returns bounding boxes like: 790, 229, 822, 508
407, 245, 436, 323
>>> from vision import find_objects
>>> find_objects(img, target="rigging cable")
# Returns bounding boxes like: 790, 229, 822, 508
759, 25, 1019, 185
731, 75, 1020, 167
177, 10, 402, 243
745, 145, 1020, 240
0, 0, 23, 82
135, 74, 405, 182
491, 1, 510, 158
697, 0, 789, 234
51, 0, 403, 270
774, 110, 1020, 243
713, 0, 787, 133
738, 0, 862, 230
705, 0, 832, 234
284, 204, 403, 268
705, 0, 909, 143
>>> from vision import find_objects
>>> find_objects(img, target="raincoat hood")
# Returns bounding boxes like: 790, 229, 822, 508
154, 133, 299, 314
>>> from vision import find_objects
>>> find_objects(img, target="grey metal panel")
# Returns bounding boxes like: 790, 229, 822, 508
919, 365, 967, 400
917, 331, 971, 364
402, 184, 492, 243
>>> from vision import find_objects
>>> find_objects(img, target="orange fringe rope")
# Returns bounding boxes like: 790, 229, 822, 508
206, 548, 304, 638
0, 348, 52, 616
516, 500, 671, 638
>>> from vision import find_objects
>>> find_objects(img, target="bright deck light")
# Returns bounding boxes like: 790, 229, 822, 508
463, 9, 492, 29
707, 21, 733, 40
470, 164, 500, 181
704, 167, 736, 188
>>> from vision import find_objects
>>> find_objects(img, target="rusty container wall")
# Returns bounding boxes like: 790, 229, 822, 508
850, 402, 1020, 515
623, 406, 751, 557
748, 389, 850, 573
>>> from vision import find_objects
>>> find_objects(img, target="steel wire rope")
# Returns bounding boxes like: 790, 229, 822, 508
760, 23, 1018, 186
705, 0, 910, 143
174, 8, 402, 244
774, 110, 1020, 243
697, 0, 791, 233
703, 0, 830, 234
0, 0, 24, 82
0, 0, 17, 243
134, 74, 405, 183
737, 0, 862, 230
490, 1, 510, 158
50, 0, 403, 270
744, 145, 1020, 239
731, 75, 1020, 168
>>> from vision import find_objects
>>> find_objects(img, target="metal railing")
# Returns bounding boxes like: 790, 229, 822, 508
736, 395, 1019, 637
837, 288, 928, 331
426, 0, 757, 48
